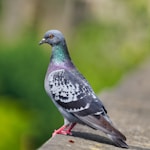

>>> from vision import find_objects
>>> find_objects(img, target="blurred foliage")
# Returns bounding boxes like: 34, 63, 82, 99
0, 0, 150, 149
70, 21, 150, 91
0, 97, 31, 150
0, 33, 63, 149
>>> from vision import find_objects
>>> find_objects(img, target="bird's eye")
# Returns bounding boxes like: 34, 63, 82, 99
49, 34, 54, 39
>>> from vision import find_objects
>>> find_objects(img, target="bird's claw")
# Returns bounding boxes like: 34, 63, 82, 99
52, 123, 76, 137
52, 129, 72, 137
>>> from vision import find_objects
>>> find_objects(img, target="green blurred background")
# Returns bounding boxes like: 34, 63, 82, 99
0, 0, 150, 149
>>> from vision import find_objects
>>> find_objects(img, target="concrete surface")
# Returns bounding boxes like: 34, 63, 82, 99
39, 58, 150, 150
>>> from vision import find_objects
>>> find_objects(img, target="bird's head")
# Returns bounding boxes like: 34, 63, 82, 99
39, 30, 65, 47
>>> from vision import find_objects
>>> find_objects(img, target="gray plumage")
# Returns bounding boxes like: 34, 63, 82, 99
39, 30, 128, 148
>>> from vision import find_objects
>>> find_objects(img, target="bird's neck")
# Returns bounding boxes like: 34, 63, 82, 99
50, 44, 72, 66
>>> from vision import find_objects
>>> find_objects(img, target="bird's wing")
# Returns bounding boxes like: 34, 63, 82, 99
47, 69, 107, 116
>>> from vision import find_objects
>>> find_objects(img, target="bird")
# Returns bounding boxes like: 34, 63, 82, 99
39, 29, 128, 148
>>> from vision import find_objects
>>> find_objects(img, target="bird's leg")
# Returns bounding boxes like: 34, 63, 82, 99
66, 123, 76, 134
52, 123, 76, 137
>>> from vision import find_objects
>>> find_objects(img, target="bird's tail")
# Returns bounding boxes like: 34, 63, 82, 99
107, 134, 128, 148
103, 114, 128, 148
78, 114, 128, 148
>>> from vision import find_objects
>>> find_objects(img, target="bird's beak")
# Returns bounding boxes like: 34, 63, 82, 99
39, 38, 46, 45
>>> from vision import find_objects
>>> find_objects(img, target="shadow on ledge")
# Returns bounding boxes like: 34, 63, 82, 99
72, 131, 115, 146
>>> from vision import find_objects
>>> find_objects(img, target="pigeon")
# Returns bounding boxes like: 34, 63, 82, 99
39, 30, 128, 148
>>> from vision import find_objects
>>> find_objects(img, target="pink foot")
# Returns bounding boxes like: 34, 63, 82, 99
52, 123, 76, 137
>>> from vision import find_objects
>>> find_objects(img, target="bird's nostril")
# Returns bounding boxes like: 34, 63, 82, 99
39, 38, 46, 45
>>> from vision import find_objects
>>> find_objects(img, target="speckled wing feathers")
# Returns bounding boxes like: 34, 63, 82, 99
47, 69, 106, 116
